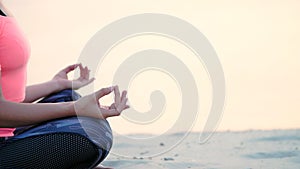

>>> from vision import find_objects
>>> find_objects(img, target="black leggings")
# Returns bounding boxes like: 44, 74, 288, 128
0, 90, 113, 169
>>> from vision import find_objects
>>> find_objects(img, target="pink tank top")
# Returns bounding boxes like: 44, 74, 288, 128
0, 15, 30, 137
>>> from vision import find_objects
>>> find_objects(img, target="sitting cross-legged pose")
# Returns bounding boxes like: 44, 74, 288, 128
0, 1, 129, 169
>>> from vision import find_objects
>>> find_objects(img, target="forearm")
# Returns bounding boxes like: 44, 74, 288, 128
0, 100, 75, 127
23, 80, 64, 103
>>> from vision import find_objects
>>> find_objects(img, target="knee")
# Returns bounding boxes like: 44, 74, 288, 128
78, 117, 113, 151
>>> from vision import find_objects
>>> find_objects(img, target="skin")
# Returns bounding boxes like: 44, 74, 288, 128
0, 64, 129, 127
0, 1, 128, 168
0, 66, 127, 169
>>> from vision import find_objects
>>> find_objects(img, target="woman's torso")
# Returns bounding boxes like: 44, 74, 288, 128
0, 8, 30, 137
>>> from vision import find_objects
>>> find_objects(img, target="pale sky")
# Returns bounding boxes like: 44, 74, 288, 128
3, 0, 300, 134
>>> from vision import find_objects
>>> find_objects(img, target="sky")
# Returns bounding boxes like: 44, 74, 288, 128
3, 0, 300, 135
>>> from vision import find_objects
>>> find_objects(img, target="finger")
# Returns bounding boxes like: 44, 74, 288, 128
86, 68, 91, 80
114, 85, 120, 105
100, 105, 110, 109
84, 66, 90, 80
87, 77, 95, 84
102, 108, 121, 118
109, 103, 116, 109
123, 98, 130, 110
115, 98, 129, 113
120, 105, 130, 112
120, 90, 127, 102
63, 63, 80, 74
79, 64, 85, 78
121, 98, 129, 110
81, 77, 95, 86
95, 86, 114, 98
82, 67, 90, 80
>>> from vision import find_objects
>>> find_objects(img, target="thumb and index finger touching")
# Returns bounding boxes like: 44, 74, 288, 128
95, 85, 129, 108
61, 63, 80, 74
95, 85, 127, 101
95, 86, 115, 99
62, 63, 89, 75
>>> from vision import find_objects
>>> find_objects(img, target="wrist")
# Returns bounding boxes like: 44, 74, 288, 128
48, 80, 61, 93
51, 79, 69, 92
65, 101, 76, 117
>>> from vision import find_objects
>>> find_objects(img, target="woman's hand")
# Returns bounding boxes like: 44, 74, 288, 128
23, 63, 94, 103
74, 86, 129, 119
52, 63, 95, 91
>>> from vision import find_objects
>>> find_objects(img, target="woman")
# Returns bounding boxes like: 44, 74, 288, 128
0, 1, 129, 168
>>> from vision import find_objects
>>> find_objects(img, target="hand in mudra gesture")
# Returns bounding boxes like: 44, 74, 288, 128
52, 63, 95, 90
75, 86, 129, 119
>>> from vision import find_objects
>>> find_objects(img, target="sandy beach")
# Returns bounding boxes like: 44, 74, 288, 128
101, 129, 300, 169
1, 1, 299, 168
